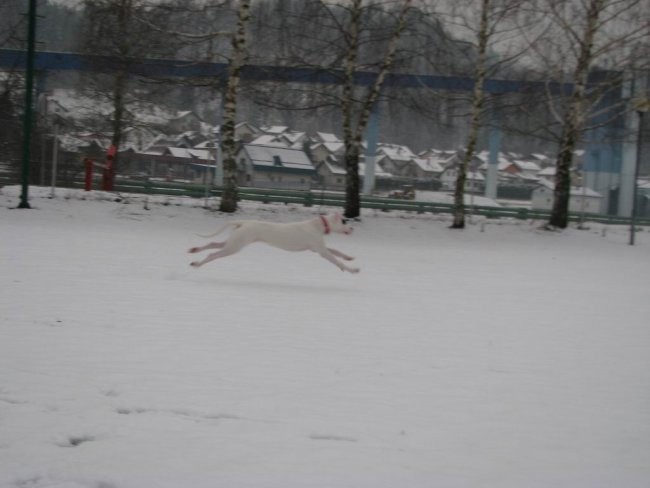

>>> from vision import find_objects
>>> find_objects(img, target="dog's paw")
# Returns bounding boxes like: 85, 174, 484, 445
188, 247, 199, 254
189, 261, 201, 267
347, 267, 360, 274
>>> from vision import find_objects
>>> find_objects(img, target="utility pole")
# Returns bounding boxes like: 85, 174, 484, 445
630, 97, 649, 245
18, 0, 38, 209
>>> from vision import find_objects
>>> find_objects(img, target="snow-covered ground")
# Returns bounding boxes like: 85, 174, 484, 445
1, 186, 649, 488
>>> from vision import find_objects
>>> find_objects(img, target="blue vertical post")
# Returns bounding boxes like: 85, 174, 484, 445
485, 108, 501, 200
363, 103, 380, 195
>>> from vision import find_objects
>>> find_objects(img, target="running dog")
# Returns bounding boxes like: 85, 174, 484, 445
188, 213, 360, 273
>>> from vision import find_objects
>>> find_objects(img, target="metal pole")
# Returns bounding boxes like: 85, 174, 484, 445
629, 109, 644, 245
18, 0, 37, 209
50, 124, 58, 198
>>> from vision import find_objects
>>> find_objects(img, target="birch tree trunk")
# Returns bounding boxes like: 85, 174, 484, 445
342, 0, 410, 219
547, 0, 604, 229
219, 0, 251, 213
451, 0, 490, 229
111, 0, 132, 173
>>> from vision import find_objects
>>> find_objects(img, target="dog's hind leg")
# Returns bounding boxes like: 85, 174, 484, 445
188, 241, 226, 254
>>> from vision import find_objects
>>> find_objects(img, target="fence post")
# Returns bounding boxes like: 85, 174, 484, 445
304, 190, 313, 207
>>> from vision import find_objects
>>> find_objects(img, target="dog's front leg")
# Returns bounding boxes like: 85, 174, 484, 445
327, 247, 355, 261
319, 250, 360, 273
188, 241, 226, 254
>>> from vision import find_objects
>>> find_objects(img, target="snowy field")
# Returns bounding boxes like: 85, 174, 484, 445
1, 186, 649, 488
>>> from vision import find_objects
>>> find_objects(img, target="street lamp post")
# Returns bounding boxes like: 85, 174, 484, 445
630, 97, 649, 246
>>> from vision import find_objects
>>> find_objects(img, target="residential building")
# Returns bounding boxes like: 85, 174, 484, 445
236, 143, 316, 189
532, 180, 603, 214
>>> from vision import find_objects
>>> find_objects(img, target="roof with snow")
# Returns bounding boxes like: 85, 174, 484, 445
242, 144, 315, 173
315, 132, 341, 143
513, 160, 542, 172
412, 157, 444, 173
322, 160, 392, 178
536, 179, 602, 198
163, 147, 211, 160
261, 125, 289, 135
377, 144, 416, 161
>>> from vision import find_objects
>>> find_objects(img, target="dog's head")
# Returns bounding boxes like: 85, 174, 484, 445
324, 212, 353, 235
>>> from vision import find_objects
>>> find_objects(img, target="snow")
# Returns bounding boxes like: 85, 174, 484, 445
1, 186, 649, 488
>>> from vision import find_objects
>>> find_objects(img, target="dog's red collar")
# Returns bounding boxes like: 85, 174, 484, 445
319, 215, 330, 235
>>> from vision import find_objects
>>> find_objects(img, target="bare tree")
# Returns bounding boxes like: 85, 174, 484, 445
518, 0, 649, 228
80, 0, 179, 170
450, 0, 491, 229
219, 0, 252, 213
551, 0, 604, 228
341, 0, 411, 219
429, 0, 529, 229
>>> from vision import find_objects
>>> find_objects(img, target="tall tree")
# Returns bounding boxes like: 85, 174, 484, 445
219, 0, 252, 213
517, 0, 648, 228
80, 0, 178, 170
450, 0, 491, 229
548, 0, 604, 228
439, 0, 528, 228
341, 0, 411, 219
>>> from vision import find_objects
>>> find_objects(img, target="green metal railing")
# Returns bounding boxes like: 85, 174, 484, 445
109, 179, 650, 226
2, 175, 649, 226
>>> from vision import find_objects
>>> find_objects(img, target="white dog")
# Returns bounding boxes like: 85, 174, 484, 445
188, 213, 360, 273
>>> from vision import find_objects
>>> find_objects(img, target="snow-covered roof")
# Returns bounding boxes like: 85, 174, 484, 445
323, 160, 392, 178
475, 150, 511, 166
243, 144, 314, 172
315, 132, 341, 143
377, 144, 416, 161
164, 147, 211, 160
477, 160, 511, 172
536, 179, 601, 197
312, 141, 345, 155
412, 157, 444, 173
249, 134, 287, 147
282, 131, 306, 144
513, 160, 542, 172
538, 166, 556, 177
261, 125, 289, 135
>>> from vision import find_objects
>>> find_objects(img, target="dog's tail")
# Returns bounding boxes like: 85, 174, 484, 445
196, 221, 243, 238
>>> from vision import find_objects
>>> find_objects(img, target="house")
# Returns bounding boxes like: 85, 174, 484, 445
309, 141, 345, 165
126, 146, 214, 181
440, 167, 485, 193
375, 143, 417, 177
439, 150, 485, 192
508, 159, 542, 181
411, 156, 444, 181
315, 156, 347, 190
537, 166, 556, 183
532, 180, 603, 214
236, 143, 316, 189
234, 122, 260, 142
312, 132, 340, 143
314, 156, 394, 191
